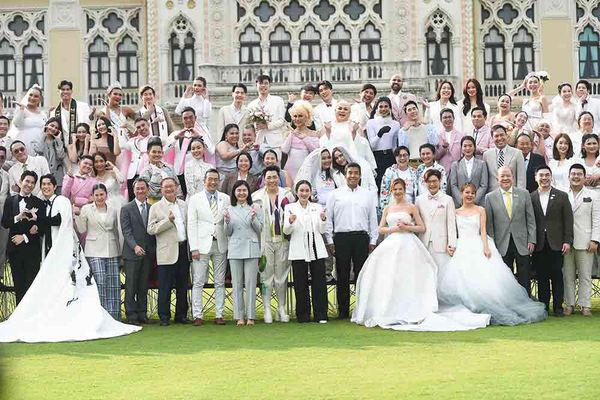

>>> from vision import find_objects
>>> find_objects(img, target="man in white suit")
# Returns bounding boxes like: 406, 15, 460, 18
483, 124, 525, 191
415, 169, 457, 267
563, 163, 600, 316
216, 83, 249, 142
187, 169, 230, 326
247, 74, 286, 157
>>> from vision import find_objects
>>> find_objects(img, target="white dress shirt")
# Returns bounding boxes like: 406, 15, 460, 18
538, 189, 550, 215
313, 100, 337, 130
464, 156, 474, 179
8, 155, 51, 196
325, 185, 378, 245
167, 199, 187, 242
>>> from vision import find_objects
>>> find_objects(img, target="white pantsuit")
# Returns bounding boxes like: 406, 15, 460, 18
563, 188, 600, 308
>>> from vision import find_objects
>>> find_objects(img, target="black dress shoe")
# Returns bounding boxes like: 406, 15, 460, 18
160, 320, 170, 326
174, 318, 189, 324
138, 317, 149, 324
337, 314, 349, 320
554, 309, 565, 317
126, 319, 140, 325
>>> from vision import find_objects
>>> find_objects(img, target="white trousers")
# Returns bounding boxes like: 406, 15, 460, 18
191, 240, 227, 319
427, 243, 450, 268
563, 249, 594, 308
261, 241, 290, 309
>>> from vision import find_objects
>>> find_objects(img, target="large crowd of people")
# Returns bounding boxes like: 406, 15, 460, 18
0, 70, 599, 341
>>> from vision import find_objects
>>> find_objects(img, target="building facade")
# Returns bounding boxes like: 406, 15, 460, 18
1, 0, 599, 112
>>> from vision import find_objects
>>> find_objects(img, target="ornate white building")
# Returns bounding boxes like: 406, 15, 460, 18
0, 0, 598, 112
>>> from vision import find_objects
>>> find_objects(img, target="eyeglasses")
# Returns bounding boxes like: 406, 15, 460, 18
12, 147, 25, 154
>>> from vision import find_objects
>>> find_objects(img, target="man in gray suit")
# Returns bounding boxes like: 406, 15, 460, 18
449, 136, 488, 207
483, 125, 526, 191
120, 178, 156, 324
485, 166, 536, 294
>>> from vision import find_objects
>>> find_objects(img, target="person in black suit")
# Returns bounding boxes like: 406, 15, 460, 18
530, 165, 574, 316
1, 170, 45, 304
516, 133, 546, 192
120, 178, 156, 324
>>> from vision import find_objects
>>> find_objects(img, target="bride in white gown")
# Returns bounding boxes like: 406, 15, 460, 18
0, 192, 140, 343
437, 184, 547, 326
352, 178, 491, 331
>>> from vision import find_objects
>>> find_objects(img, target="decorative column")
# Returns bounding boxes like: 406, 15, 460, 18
14, 55, 23, 97
108, 51, 118, 84
48, 0, 83, 103
146, 0, 160, 92
261, 41, 270, 66
504, 43, 514, 91
351, 38, 360, 63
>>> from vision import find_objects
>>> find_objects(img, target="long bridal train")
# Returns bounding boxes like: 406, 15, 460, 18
0, 197, 141, 343
352, 211, 491, 332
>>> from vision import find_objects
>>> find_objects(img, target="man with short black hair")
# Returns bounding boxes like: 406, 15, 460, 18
1, 170, 45, 304
313, 80, 336, 130
470, 107, 492, 157
50, 80, 91, 143
483, 124, 525, 191
8, 140, 50, 197
351, 83, 377, 133
248, 75, 286, 157
325, 162, 378, 319
121, 178, 155, 324
216, 83, 249, 140
531, 165, 573, 316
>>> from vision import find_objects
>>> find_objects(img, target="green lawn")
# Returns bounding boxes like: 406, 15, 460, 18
2, 312, 600, 400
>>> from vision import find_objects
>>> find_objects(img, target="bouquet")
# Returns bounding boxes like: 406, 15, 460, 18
248, 105, 272, 126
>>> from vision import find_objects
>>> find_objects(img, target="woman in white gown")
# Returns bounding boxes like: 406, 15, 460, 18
9, 84, 48, 151
437, 184, 547, 326
352, 178, 490, 331
0, 191, 140, 342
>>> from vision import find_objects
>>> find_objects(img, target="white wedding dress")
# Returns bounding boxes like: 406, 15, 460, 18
0, 196, 141, 343
438, 214, 547, 326
352, 211, 490, 331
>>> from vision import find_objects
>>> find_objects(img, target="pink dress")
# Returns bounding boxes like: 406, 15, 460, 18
282, 133, 319, 180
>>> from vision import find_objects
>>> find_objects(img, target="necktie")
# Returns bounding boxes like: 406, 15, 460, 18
473, 129, 478, 141
210, 195, 218, 220
504, 191, 512, 218
22, 163, 28, 171
497, 149, 505, 169
140, 202, 148, 226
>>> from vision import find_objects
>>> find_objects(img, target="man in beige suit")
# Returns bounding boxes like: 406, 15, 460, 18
147, 177, 189, 326
563, 163, 600, 316
187, 169, 230, 326
415, 169, 457, 267
483, 125, 526, 191
216, 83, 249, 142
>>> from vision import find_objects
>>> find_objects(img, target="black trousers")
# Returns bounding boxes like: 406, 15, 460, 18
533, 239, 564, 312
334, 232, 369, 318
373, 150, 395, 189
127, 175, 138, 202
9, 251, 40, 305
157, 243, 189, 322
501, 236, 531, 296
177, 174, 187, 198
124, 253, 153, 321
292, 258, 328, 322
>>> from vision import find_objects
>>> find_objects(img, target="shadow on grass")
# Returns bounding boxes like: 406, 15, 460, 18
3, 313, 600, 360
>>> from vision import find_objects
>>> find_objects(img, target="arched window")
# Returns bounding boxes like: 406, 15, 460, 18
484, 28, 505, 80
269, 25, 291, 64
170, 32, 195, 81
579, 26, 600, 78
359, 23, 381, 61
426, 26, 451, 75
0, 40, 16, 92
23, 39, 43, 89
300, 24, 321, 63
512, 27, 534, 80
88, 37, 110, 90
117, 36, 138, 88
240, 26, 261, 64
329, 24, 351, 62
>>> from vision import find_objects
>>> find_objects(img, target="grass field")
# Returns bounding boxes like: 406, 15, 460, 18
2, 311, 600, 400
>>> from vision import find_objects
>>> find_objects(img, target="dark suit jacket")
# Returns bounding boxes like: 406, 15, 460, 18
525, 152, 546, 193
220, 172, 259, 197
530, 187, 574, 252
1, 194, 45, 255
120, 199, 156, 261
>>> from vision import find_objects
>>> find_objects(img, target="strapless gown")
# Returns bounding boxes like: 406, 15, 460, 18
438, 214, 547, 326
352, 211, 490, 331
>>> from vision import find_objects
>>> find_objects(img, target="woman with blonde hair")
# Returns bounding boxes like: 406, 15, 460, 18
281, 100, 319, 180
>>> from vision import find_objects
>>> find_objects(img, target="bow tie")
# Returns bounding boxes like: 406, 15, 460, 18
428, 194, 439, 201
44, 199, 52, 206
75, 175, 87, 180
582, 99, 588, 106
326, 103, 332, 107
